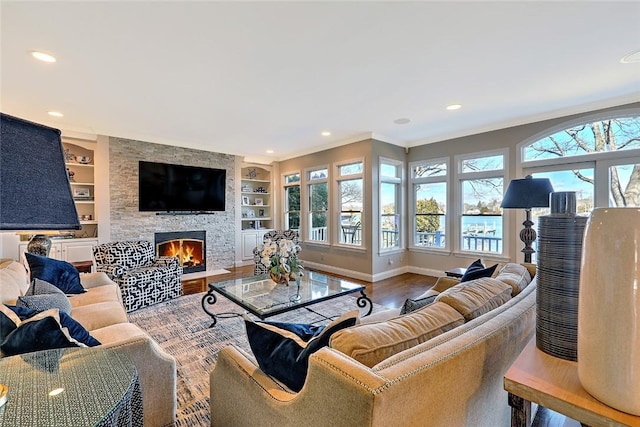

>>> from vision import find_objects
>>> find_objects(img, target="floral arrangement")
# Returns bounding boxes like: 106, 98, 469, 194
257, 238, 303, 285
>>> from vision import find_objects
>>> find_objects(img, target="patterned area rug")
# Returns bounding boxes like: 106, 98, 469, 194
128, 290, 386, 426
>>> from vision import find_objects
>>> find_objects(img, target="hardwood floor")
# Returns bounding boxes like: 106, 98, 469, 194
182, 266, 571, 427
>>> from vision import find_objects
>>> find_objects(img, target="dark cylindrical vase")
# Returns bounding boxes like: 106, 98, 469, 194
536, 192, 587, 361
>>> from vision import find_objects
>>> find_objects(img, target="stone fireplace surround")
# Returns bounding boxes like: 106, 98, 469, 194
107, 137, 236, 272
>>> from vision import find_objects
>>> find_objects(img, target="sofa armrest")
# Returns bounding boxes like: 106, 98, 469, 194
100, 334, 177, 427
80, 272, 116, 289
211, 345, 387, 427
431, 276, 461, 293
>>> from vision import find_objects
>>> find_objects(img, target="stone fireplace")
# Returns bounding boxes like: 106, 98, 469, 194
155, 231, 206, 274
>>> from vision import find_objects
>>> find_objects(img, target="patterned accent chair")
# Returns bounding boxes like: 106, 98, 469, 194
93, 240, 183, 312
253, 230, 301, 275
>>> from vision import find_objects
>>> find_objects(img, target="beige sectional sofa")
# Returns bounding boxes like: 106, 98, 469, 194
211, 263, 536, 427
0, 259, 176, 427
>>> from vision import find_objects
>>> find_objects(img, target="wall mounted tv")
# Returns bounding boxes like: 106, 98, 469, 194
139, 161, 226, 213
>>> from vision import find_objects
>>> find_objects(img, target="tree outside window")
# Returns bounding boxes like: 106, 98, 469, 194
307, 168, 328, 242
411, 159, 447, 249
524, 117, 640, 208
337, 160, 364, 246
380, 158, 403, 251
283, 172, 300, 231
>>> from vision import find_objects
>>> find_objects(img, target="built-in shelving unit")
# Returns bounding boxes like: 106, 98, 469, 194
240, 164, 274, 260
63, 140, 98, 239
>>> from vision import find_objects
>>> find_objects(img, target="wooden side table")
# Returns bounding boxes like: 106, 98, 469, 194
72, 260, 94, 273
504, 339, 640, 427
444, 267, 466, 278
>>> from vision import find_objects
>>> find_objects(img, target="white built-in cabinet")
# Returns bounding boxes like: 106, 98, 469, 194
240, 164, 274, 261
18, 239, 98, 263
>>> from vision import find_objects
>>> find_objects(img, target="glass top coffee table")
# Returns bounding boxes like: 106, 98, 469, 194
201, 270, 372, 326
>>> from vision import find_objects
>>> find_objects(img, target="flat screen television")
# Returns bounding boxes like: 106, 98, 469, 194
139, 161, 226, 212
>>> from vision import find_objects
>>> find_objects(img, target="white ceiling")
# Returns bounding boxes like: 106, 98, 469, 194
2, 1, 639, 163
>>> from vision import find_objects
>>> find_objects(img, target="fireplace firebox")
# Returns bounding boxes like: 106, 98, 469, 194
155, 231, 206, 274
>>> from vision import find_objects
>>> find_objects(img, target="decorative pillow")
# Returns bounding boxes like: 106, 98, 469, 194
25, 253, 85, 294
495, 263, 532, 296
17, 278, 72, 314
244, 310, 359, 391
435, 277, 512, 321
330, 302, 464, 368
2, 304, 100, 348
399, 294, 438, 315
0, 305, 100, 356
460, 259, 498, 282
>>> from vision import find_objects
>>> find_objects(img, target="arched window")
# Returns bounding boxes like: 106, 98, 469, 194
522, 115, 640, 210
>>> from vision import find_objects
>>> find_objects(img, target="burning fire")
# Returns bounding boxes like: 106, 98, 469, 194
160, 240, 203, 267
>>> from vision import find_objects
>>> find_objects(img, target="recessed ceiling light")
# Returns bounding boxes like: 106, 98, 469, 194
446, 104, 462, 111
266, 149, 274, 154
620, 49, 640, 64
31, 51, 56, 63
47, 111, 64, 117
321, 131, 331, 136
393, 118, 411, 125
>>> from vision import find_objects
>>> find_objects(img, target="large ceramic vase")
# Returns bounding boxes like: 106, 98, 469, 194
578, 207, 640, 415
536, 192, 587, 361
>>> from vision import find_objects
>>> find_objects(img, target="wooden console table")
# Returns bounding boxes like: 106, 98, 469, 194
504, 339, 640, 427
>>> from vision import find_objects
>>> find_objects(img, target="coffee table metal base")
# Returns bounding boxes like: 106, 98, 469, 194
202, 286, 372, 327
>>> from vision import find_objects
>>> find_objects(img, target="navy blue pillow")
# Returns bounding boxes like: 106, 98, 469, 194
3, 304, 100, 348
245, 310, 359, 391
460, 259, 498, 282
0, 314, 79, 356
25, 253, 85, 294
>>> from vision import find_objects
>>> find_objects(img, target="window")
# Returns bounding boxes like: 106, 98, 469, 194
337, 160, 364, 246
410, 159, 447, 249
458, 151, 505, 255
522, 115, 640, 211
380, 158, 403, 251
307, 167, 328, 242
283, 172, 300, 231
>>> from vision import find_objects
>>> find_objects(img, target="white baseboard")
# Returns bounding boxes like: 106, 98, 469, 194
407, 266, 444, 278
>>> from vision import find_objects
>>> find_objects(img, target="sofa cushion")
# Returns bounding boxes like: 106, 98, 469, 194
17, 278, 72, 314
495, 263, 532, 296
25, 253, 85, 294
71, 301, 129, 332
460, 259, 498, 282
330, 302, 464, 368
435, 277, 512, 321
0, 260, 29, 304
67, 284, 122, 308
245, 310, 359, 391
399, 294, 438, 315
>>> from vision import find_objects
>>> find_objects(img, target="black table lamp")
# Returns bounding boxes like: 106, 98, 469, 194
501, 175, 553, 263
0, 113, 81, 255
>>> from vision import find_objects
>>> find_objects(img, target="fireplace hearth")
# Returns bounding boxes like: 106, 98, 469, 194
155, 231, 206, 274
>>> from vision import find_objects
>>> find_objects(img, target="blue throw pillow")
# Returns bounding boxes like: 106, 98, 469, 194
245, 310, 359, 391
17, 278, 72, 314
460, 259, 498, 282
0, 304, 100, 348
25, 253, 85, 294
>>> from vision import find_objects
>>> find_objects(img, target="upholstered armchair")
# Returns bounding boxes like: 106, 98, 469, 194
93, 240, 183, 312
253, 230, 301, 275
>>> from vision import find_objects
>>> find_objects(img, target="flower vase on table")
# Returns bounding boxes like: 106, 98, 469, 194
257, 238, 304, 290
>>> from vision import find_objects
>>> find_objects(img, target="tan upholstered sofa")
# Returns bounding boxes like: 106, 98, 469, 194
210, 263, 536, 427
0, 259, 176, 427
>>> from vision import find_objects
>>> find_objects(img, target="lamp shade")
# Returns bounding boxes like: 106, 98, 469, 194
0, 113, 81, 231
500, 175, 554, 209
